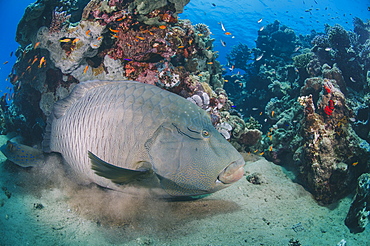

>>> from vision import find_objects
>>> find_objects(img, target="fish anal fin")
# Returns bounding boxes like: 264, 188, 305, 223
88, 151, 152, 184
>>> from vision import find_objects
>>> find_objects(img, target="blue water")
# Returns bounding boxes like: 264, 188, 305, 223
0, 0, 368, 93
0, 0, 35, 95
179, 0, 369, 65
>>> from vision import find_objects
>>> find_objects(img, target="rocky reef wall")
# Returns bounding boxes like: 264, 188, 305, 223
2, 0, 254, 147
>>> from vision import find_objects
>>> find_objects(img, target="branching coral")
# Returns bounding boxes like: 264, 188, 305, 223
326, 24, 351, 51
194, 23, 211, 37
226, 43, 251, 72
49, 7, 71, 33
311, 34, 330, 48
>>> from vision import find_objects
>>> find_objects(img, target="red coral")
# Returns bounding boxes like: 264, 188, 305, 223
324, 106, 333, 115
324, 85, 331, 94
324, 99, 335, 115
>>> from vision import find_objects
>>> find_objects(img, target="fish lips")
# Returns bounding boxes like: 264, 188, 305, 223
217, 157, 245, 185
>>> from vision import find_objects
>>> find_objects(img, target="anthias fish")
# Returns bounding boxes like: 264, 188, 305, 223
4, 80, 245, 198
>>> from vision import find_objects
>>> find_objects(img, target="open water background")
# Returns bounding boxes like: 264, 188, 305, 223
0, 0, 368, 93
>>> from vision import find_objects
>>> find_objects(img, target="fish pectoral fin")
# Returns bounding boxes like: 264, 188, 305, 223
156, 174, 208, 197
88, 151, 152, 184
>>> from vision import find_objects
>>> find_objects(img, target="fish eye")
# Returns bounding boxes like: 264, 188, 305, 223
202, 130, 210, 138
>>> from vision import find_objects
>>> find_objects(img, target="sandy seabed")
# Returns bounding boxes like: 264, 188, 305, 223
0, 135, 368, 246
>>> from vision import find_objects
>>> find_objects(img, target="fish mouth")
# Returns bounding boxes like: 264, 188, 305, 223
217, 157, 245, 184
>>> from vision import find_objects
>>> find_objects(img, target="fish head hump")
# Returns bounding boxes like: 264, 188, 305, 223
146, 105, 245, 197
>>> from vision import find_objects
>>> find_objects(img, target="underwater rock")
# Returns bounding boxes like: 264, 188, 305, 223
353, 17, 370, 44
296, 78, 369, 204
326, 24, 351, 52
239, 129, 262, 147
322, 63, 346, 92
345, 173, 370, 233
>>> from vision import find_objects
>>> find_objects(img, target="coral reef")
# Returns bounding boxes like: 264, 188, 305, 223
224, 18, 370, 205
4, 0, 251, 149
295, 77, 368, 204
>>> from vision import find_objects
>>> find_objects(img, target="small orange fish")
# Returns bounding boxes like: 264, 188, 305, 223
197, 33, 204, 36
26, 65, 31, 71
116, 17, 125, 21
269, 146, 273, 151
111, 34, 119, 39
159, 25, 166, 29
83, 65, 89, 74
224, 80, 229, 82
86, 30, 91, 36
259, 112, 263, 115
254, 149, 258, 153
178, 45, 185, 48
59, 38, 71, 43
352, 162, 358, 166
34, 42, 41, 49
259, 152, 264, 156
136, 36, 145, 40
109, 27, 120, 33
271, 110, 275, 117
72, 38, 80, 45
97, 36, 103, 41
189, 40, 193, 45
207, 62, 213, 65
224, 32, 232, 35
38, 57, 46, 68
31, 57, 38, 65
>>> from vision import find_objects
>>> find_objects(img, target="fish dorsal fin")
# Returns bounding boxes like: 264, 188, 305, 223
88, 151, 152, 184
